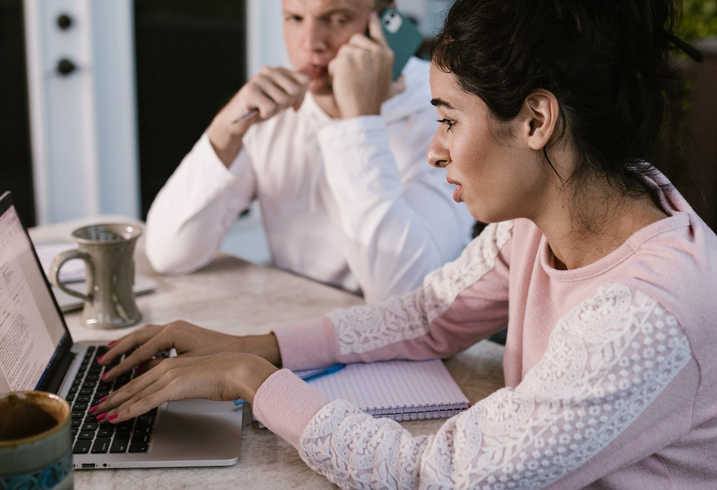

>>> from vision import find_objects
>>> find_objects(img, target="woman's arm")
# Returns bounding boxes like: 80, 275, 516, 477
275, 221, 514, 371
256, 284, 696, 489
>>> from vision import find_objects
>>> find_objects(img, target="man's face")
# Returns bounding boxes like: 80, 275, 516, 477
282, 0, 374, 96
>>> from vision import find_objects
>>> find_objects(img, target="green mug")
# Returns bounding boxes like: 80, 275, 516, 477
0, 391, 73, 489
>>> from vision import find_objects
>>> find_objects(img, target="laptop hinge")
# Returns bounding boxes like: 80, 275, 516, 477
41, 350, 76, 394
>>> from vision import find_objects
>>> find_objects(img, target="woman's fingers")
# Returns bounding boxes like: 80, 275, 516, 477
100, 327, 176, 382
98, 323, 165, 366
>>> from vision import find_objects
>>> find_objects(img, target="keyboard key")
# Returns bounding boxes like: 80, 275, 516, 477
72, 378, 82, 386
73, 403, 88, 411
85, 374, 100, 382
91, 437, 111, 453
79, 388, 93, 396
133, 426, 152, 435
78, 431, 94, 440
68, 386, 78, 394
110, 433, 131, 453
136, 415, 154, 427
82, 422, 98, 431
71, 428, 78, 437
65, 393, 75, 403
77, 395, 91, 404
145, 408, 158, 416
131, 434, 150, 444
116, 421, 134, 433
72, 411, 84, 420
73, 439, 92, 454
72, 420, 81, 428
98, 427, 114, 437
128, 443, 148, 453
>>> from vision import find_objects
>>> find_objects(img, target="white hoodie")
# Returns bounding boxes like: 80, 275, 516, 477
144, 58, 474, 302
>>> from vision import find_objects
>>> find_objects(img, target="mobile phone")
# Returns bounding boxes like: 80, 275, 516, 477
380, 7, 424, 80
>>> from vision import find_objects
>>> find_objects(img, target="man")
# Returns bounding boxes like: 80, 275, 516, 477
145, 0, 473, 302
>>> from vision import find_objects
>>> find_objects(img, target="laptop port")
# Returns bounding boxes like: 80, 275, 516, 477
81, 463, 95, 468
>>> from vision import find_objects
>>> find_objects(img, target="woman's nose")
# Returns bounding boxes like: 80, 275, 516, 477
427, 135, 449, 168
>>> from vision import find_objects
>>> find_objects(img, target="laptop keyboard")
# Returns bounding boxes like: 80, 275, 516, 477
65, 346, 157, 455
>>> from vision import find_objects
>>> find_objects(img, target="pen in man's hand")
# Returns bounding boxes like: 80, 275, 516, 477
232, 109, 259, 125
233, 364, 347, 407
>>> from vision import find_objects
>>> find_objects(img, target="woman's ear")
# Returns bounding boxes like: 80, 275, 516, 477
519, 90, 559, 151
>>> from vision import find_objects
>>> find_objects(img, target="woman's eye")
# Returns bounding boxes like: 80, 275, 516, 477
331, 16, 349, 25
437, 119, 456, 131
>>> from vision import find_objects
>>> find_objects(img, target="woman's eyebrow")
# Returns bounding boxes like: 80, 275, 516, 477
431, 98, 456, 110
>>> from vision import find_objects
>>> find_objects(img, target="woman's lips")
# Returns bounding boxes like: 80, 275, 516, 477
447, 177, 462, 203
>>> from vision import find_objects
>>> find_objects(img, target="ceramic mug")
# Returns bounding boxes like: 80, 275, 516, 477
0, 391, 73, 489
50, 223, 142, 330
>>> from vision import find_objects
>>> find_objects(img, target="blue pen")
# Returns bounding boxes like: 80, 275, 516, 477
233, 364, 347, 407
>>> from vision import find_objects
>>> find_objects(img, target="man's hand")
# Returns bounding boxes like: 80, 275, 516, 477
328, 11, 406, 119
207, 67, 311, 166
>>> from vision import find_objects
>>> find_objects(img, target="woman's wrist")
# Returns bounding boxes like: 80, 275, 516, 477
232, 333, 282, 366
231, 354, 279, 405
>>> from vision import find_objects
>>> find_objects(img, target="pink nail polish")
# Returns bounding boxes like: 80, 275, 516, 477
108, 414, 118, 421
108, 340, 116, 346
101, 373, 107, 380
134, 365, 146, 374
88, 405, 98, 414
96, 413, 107, 421
97, 355, 104, 363
98, 395, 108, 404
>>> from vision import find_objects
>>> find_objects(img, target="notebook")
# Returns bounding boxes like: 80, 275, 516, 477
296, 359, 470, 421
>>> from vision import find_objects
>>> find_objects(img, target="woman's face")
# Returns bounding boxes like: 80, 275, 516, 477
426, 64, 550, 224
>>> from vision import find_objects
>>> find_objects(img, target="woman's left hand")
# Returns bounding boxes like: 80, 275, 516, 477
89, 352, 278, 424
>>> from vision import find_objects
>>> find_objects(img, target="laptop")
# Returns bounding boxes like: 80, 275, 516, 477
0, 191, 242, 469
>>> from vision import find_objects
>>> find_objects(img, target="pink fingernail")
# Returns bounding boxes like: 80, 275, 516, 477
108, 340, 116, 346
98, 395, 108, 403
96, 413, 107, 421
97, 355, 104, 363
108, 414, 118, 421
88, 405, 98, 414
101, 373, 107, 380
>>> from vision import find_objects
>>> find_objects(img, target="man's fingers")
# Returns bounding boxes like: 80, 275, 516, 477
367, 11, 389, 48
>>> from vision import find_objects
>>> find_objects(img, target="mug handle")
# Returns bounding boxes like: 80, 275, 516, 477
49, 250, 94, 304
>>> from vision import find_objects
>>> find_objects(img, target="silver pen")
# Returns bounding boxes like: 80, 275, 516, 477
232, 109, 259, 125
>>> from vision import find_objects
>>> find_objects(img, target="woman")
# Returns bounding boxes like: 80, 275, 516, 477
92, 0, 716, 487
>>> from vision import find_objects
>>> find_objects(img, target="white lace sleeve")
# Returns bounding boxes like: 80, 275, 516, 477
299, 284, 692, 489
327, 221, 513, 356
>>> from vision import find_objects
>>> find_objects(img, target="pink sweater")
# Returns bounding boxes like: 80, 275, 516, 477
253, 180, 717, 489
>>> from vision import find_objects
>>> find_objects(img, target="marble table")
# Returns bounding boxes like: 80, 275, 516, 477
30, 216, 506, 489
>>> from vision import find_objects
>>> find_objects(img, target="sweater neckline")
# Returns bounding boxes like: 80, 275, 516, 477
539, 212, 691, 281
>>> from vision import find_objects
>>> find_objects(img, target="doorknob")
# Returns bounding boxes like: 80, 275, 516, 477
57, 58, 77, 76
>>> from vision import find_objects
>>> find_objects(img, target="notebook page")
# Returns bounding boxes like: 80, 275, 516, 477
301, 359, 469, 418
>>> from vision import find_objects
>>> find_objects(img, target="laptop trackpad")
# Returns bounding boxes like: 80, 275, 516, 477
166, 399, 237, 414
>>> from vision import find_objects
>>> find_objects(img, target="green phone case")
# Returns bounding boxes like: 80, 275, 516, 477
380, 8, 424, 80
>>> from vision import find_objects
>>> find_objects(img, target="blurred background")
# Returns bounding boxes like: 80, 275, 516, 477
1, 0, 715, 264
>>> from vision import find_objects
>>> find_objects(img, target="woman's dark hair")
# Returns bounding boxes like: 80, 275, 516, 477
432, 0, 702, 217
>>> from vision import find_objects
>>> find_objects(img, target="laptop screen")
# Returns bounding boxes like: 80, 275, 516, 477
0, 199, 68, 392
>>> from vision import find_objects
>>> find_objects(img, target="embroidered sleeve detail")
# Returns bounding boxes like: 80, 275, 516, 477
327, 221, 513, 356
300, 284, 692, 489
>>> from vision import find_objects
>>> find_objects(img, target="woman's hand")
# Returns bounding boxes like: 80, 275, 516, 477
97, 320, 281, 382
90, 353, 278, 424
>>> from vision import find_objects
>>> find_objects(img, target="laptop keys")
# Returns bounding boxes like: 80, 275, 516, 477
73, 439, 92, 454
128, 443, 148, 453
91, 437, 111, 454
110, 433, 130, 453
